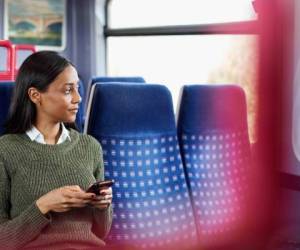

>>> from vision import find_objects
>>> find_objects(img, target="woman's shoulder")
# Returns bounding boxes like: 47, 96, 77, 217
0, 134, 24, 159
0, 133, 20, 146
69, 129, 102, 150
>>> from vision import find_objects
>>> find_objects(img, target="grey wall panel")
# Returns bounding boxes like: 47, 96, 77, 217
63, 0, 106, 89
0, 0, 4, 38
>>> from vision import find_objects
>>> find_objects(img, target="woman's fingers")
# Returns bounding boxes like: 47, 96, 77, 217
74, 192, 95, 200
37, 185, 101, 213
99, 187, 112, 196
90, 193, 112, 208
92, 186, 113, 209
65, 197, 91, 205
90, 201, 110, 205
66, 185, 82, 192
58, 187, 96, 208
57, 185, 112, 210
64, 189, 95, 199
101, 187, 112, 193
92, 194, 112, 201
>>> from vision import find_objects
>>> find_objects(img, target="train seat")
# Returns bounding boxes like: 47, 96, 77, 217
177, 84, 253, 248
0, 82, 14, 135
85, 83, 198, 249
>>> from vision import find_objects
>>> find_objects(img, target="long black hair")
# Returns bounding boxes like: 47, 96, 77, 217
5, 51, 77, 134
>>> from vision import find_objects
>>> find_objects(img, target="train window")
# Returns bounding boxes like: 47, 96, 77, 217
0, 47, 8, 71
108, 0, 257, 28
292, 62, 300, 170
16, 50, 33, 69
107, 35, 258, 142
290, 2, 300, 176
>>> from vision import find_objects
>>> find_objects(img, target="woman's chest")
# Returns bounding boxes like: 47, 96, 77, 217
9, 153, 96, 202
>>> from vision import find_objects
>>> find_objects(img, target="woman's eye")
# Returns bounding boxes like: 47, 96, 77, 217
65, 88, 72, 94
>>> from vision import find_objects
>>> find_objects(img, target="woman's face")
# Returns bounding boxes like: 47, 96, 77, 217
37, 65, 81, 124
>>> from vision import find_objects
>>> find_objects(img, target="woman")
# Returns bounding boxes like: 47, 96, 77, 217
0, 51, 113, 249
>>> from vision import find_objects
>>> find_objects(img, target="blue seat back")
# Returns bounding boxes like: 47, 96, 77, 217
177, 85, 252, 246
87, 83, 198, 249
0, 82, 14, 135
91, 76, 145, 85
84, 76, 146, 113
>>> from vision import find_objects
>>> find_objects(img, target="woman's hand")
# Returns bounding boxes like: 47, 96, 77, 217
89, 187, 112, 210
36, 185, 96, 214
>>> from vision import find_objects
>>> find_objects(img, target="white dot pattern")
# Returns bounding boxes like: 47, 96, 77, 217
181, 131, 251, 238
101, 134, 198, 248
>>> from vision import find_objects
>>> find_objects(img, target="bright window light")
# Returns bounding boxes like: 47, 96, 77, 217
107, 35, 258, 142
109, 0, 257, 28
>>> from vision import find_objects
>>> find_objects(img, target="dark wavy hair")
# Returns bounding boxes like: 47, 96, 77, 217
5, 51, 77, 134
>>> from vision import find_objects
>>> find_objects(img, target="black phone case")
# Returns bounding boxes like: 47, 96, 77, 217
86, 180, 114, 195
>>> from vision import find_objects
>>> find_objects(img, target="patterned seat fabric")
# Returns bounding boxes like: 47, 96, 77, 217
86, 83, 198, 249
177, 85, 252, 247
0, 82, 14, 135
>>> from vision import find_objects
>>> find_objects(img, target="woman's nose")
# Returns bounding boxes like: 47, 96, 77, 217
73, 88, 82, 103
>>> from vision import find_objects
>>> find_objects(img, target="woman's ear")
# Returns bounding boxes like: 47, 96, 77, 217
28, 87, 41, 105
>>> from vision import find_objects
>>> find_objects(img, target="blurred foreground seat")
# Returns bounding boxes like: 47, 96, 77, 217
177, 85, 253, 249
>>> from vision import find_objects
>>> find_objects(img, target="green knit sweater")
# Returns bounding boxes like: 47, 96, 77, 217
0, 129, 113, 250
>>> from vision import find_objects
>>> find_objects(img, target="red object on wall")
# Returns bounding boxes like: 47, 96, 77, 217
0, 40, 14, 81
13, 44, 36, 79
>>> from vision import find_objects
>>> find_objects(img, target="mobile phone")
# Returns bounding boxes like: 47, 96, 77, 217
86, 180, 114, 195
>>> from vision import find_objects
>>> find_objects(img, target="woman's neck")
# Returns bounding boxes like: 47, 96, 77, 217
34, 121, 61, 145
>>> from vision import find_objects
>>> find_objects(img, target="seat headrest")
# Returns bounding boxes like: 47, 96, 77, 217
91, 76, 145, 85
88, 84, 175, 136
178, 85, 248, 132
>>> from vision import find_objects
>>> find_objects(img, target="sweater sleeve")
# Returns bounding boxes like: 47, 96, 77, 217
0, 160, 51, 250
91, 143, 113, 239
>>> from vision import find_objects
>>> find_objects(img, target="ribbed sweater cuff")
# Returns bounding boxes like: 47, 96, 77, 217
93, 205, 113, 238
4, 202, 52, 249
27, 202, 52, 226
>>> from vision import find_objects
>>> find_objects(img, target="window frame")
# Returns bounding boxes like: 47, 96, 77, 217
104, 0, 258, 37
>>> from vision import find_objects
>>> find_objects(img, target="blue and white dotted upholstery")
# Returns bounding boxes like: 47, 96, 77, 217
86, 84, 198, 249
177, 85, 252, 245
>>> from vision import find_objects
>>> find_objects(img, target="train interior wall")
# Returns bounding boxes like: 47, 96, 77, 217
0, 0, 106, 89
